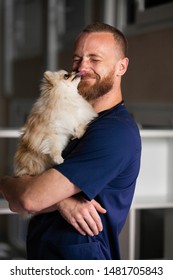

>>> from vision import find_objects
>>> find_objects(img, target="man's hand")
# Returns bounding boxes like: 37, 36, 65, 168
57, 194, 107, 236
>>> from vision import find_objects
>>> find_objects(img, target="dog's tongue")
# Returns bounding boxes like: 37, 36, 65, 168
75, 70, 86, 77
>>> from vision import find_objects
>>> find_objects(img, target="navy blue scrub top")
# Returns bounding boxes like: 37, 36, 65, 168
27, 102, 141, 260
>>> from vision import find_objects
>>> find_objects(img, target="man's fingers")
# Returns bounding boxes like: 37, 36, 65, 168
91, 199, 107, 213
71, 221, 87, 236
83, 215, 100, 235
72, 210, 100, 236
89, 207, 103, 232
89, 200, 107, 232
72, 218, 95, 236
81, 209, 103, 235
81, 201, 106, 234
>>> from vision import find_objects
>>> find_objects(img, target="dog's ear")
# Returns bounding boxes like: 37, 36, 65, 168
43, 71, 56, 86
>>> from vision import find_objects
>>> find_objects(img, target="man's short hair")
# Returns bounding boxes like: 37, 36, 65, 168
82, 22, 128, 57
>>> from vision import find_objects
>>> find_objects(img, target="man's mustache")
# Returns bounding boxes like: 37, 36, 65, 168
80, 72, 100, 81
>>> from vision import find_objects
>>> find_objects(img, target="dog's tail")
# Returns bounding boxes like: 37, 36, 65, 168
13, 148, 51, 176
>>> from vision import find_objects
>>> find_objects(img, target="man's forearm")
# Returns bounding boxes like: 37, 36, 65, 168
0, 168, 80, 214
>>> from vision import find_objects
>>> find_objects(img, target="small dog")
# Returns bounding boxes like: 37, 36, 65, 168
14, 70, 97, 176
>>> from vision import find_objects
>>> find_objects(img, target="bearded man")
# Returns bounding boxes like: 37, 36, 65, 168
0, 22, 141, 260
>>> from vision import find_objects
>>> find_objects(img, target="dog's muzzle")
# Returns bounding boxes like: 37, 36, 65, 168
63, 71, 85, 81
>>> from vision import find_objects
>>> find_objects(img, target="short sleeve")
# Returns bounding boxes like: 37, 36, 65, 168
54, 116, 139, 200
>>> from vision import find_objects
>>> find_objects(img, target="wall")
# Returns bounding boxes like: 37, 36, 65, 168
0, 0, 7, 127
122, 27, 173, 127
0, 0, 9, 177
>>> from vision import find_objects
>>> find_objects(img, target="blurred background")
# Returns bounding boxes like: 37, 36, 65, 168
0, 0, 173, 260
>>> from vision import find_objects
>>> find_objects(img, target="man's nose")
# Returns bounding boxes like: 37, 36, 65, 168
78, 58, 90, 72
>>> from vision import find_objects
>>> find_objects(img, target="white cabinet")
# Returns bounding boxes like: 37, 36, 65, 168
0, 129, 27, 259
120, 129, 173, 259
0, 199, 28, 259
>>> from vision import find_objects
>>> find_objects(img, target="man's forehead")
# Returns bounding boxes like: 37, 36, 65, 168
73, 32, 116, 54
76, 31, 115, 44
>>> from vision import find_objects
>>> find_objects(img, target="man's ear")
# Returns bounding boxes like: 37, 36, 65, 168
117, 57, 129, 76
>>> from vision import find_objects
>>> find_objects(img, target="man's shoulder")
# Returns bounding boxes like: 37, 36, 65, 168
85, 105, 141, 153
89, 105, 139, 134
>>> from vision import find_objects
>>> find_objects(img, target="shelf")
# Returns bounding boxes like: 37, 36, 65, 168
140, 129, 173, 138
1, 128, 173, 138
0, 128, 20, 138
132, 196, 173, 209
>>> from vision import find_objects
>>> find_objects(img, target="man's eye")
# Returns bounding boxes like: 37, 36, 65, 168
91, 59, 100, 62
73, 58, 81, 63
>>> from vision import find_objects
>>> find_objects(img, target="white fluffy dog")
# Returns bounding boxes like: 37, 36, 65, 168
14, 70, 97, 176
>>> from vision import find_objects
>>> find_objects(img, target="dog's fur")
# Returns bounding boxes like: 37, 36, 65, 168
14, 70, 97, 176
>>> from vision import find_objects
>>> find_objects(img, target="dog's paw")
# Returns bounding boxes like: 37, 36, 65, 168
52, 155, 64, 165
73, 125, 86, 139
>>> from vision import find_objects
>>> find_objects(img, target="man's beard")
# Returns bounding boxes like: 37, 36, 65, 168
78, 69, 114, 102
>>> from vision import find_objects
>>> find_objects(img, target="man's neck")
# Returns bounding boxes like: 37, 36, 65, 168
91, 89, 123, 113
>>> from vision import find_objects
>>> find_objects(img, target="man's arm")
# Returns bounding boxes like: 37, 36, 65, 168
0, 170, 106, 236
0, 168, 80, 214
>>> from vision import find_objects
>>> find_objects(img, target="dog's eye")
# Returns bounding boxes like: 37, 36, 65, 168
64, 74, 70, 80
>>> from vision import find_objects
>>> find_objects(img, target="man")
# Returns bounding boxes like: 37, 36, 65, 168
0, 22, 141, 259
